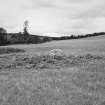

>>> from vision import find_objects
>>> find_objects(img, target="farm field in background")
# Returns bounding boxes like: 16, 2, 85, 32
3, 34, 105, 55
0, 35, 105, 105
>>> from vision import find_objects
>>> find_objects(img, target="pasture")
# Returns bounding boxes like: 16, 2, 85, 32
5, 34, 105, 55
0, 35, 105, 105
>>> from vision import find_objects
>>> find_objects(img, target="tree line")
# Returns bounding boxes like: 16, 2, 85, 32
0, 26, 105, 46
0, 27, 52, 45
52, 32, 105, 40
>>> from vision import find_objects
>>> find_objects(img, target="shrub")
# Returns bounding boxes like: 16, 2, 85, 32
48, 49, 66, 60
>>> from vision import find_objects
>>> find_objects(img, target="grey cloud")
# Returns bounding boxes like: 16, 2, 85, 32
22, 0, 55, 9
67, 0, 105, 19
75, 6, 105, 19
0, 0, 105, 35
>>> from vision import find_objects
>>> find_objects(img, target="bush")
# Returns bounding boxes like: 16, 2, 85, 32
48, 49, 66, 60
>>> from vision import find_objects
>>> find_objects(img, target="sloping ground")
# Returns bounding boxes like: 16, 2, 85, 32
4, 34, 105, 55
0, 35, 105, 105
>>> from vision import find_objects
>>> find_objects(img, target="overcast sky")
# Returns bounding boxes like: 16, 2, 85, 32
0, 0, 105, 36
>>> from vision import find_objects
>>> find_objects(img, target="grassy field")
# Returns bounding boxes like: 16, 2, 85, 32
0, 35, 105, 105
4, 34, 105, 55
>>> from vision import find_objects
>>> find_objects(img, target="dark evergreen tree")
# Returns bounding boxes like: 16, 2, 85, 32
0, 27, 7, 45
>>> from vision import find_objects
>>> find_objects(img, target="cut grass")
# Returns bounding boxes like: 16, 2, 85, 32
0, 53, 105, 73
0, 53, 105, 70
